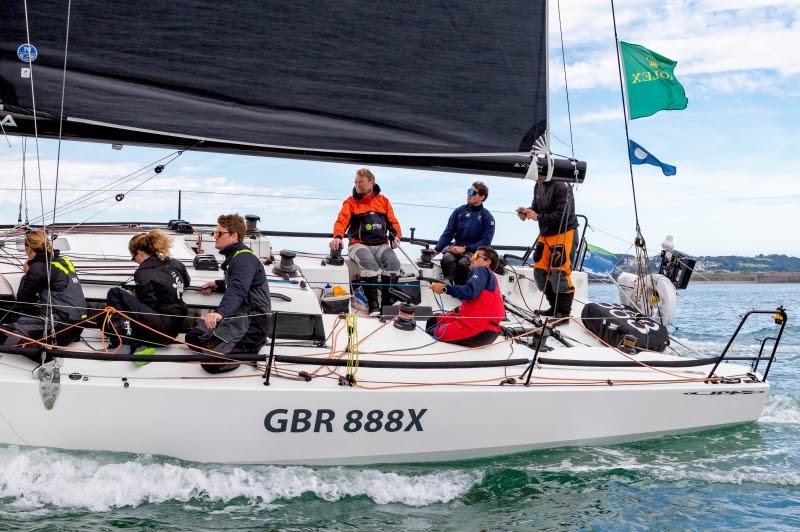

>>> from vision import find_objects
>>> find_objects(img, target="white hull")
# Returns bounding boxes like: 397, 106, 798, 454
0, 229, 774, 464
0, 344, 768, 465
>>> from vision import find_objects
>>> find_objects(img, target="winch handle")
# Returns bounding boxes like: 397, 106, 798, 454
416, 273, 440, 284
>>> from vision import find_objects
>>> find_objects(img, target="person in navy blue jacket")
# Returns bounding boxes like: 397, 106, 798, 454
428, 246, 505, 347
186, 214, 271, 374
433, 181, 495, 284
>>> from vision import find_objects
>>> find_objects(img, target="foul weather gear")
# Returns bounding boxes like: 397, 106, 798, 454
332, 184, 402, 246
103, 254, 191, 347
185, 242, 272, 372
428, 266, 505, 346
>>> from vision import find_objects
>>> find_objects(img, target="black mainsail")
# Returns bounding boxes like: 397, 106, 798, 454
0, 0, 584, 180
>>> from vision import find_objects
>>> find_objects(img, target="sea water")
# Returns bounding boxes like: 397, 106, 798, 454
0, 283, 797, 530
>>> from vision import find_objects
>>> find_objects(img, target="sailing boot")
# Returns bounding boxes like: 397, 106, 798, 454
380, 274, 397, 309
534, 284, 557, 317
361, 276, 381, 315
554, 291, 574, 319
103, 315, 133, 349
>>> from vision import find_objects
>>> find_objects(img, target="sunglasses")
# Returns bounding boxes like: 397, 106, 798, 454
212, 229, 231, 238
471, 252, 487, 261
467, 188, 478, 196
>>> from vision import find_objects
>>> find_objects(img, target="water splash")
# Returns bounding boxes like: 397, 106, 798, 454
0, 446, 481, 512
762, 394, 800, 424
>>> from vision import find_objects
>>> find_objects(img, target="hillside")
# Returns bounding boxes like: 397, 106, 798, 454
614, 253, 800, 273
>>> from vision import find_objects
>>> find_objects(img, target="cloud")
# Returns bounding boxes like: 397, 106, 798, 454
0, 144, 328, 227
726, 193, 800, 205
549, 2, 800, 93
567, 107, 622, 125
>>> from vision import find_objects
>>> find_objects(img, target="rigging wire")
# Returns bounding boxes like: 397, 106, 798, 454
609, 0, 656, 314
22, 0, 57, 340
20, 153, 177, 228
52, 0, 73, 227
556, 0, 575, 158
17, 138, 28, 225
609, 0, 641, 235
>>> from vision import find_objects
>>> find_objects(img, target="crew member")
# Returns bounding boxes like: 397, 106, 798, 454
428, 246, 505, 347
433, 181, 495, 285
1, 230, 87, 356
516, 175, 578, 318
186, 214, 271, 373
329, 168, 402, 315
103, 230, 191, 349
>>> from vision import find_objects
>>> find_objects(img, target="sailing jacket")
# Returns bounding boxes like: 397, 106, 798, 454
17, 250, 87, 322
532, 181, 578, 236
434, 266, 505, 341
134, 255, 191, 323
332, 184, 402, 246
215, 242, 269, 319
434, 204, 495, 253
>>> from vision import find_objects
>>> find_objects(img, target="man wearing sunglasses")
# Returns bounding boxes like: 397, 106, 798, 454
433, 181, 495, 285
516, 175, 578, 318
186, 214, 271, 373
330, 168, 402, 315
428, 246, 505, 347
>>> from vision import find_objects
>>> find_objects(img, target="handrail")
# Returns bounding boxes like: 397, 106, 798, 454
707, 307, 787, 381
575, 214, 589, 271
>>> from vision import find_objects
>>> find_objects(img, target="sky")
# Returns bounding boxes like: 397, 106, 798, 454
1, 0, 799, 258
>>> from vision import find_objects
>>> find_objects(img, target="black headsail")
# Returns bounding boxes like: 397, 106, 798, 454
0, 0, 584, 181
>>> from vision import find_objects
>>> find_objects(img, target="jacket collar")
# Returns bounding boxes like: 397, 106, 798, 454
352, 183, 381, 200
220, 241, 246, 258
29, 249, 60, 264
137, 254, 164, 270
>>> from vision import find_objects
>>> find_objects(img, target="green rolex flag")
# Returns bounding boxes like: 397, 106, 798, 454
620, 41, 688, 119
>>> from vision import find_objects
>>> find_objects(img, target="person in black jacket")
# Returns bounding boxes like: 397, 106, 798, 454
433, 181, 495, 284
517, 177, 579, 318
104, 230, 191, 348
185, 214, 271, 373
1, 230, 87, 354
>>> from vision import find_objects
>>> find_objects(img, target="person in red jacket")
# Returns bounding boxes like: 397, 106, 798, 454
329, 168, 402, 315
428, 246, 505, 347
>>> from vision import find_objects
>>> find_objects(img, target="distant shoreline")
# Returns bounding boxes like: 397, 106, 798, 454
588, 272, 800, 284
689, 272, 800, 283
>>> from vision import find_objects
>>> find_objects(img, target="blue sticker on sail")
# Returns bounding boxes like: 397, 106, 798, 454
17, 43, 38, 63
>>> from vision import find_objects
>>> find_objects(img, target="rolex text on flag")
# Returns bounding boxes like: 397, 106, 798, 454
620, 41, 688, 119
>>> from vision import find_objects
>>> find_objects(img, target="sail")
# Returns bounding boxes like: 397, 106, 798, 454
0, 0, 584, 180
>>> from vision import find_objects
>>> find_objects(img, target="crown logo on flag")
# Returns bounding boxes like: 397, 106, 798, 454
649, 59, 659, 69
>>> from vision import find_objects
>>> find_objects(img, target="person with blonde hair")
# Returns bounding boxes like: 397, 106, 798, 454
1, 230, 87, 352
329, 168, 402, 315
103, 229, 191, 348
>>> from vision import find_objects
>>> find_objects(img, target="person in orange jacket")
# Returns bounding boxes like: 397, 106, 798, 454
329, 168, 402, 315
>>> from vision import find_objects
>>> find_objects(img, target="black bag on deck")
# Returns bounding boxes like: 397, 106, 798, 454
580, 303, 669, 352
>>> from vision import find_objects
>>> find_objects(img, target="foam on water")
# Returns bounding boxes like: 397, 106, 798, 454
762, 394, 800, 424
523, 445, 800, 487
0, 446, 481, 512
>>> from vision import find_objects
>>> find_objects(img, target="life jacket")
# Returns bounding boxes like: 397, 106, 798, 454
332, 184, 402, 246
434, 269, 505, 343
44, 255, 88, 323
457, 271, 505, 334
350, 210, 390, 245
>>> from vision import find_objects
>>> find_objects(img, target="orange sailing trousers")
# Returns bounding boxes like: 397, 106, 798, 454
533, 229, 575, 293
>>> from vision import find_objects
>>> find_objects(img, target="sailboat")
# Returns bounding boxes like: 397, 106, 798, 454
0, 0, 788, 465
